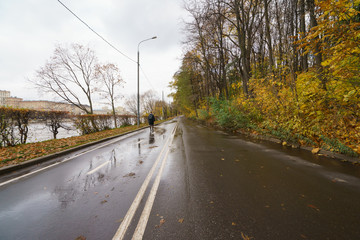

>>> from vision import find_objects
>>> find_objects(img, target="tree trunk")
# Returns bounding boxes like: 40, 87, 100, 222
308, 0, 327, 90
264, 0, 274, 72
300, 0, 308, 72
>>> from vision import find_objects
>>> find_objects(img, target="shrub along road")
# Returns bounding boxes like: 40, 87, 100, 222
0, 123, 158, 169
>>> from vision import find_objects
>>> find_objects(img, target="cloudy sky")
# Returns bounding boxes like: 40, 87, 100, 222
0, 0, 188, 109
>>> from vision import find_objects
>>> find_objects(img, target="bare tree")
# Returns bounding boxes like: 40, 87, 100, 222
141, 90, 159, 114
95, 63, 125, 128
124, 94, 138, 116
32, 43, 98, 114
44, 111, 70, 139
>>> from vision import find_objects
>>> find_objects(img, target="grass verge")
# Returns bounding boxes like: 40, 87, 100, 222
0, 123, 154, 168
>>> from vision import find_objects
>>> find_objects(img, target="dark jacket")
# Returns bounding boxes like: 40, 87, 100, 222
148, 113, 155, 125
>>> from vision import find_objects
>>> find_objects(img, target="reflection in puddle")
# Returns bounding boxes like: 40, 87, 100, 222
52, 148, 123, 209
138, 138, 141, 155
53, 185, 78, 209
149, 133, 155, 144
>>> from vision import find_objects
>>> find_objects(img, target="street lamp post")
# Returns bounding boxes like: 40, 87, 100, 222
137, 36, 157, 127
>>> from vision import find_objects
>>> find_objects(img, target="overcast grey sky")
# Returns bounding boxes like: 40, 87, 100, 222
0, 0, 188, 109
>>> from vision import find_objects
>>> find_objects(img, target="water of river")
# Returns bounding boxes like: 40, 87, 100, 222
27, 122, 79, 143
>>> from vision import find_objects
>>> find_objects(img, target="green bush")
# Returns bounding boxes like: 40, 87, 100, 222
210, 98, 251, 131
197, 109, 210, 120
320, 135, 358, 157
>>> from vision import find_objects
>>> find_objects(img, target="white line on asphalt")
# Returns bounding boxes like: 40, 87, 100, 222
0, 161, 63, 188
132, 125, 177, 240
112, 122, 178, 240
86, 161, 110, 175
0, 131, 142, 188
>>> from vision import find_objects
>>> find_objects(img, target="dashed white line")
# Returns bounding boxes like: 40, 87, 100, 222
86, 161, 109, 175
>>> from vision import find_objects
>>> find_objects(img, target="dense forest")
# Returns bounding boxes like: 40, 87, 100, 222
170, 0, 360, 156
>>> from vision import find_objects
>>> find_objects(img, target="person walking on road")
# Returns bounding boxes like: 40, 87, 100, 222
148, 112, 155, 133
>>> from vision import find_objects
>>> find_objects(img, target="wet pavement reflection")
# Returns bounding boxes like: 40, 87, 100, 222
0, 121, 174, 240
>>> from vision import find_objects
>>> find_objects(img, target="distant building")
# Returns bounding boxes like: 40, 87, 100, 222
16, 100, 87, 115
115, 106, 129, 115
0, 90, 10, 105
5, 96, 23, 107
0, 90, 89, 114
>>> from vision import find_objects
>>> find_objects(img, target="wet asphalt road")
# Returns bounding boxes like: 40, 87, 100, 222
1, 117, 360, 240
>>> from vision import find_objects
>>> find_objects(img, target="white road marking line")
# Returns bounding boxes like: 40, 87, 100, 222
112, 123, 178, 240
132, 125, 176, 240
0, 131, 142, 187
86, 161, 110, 175
0, 161, 62, 188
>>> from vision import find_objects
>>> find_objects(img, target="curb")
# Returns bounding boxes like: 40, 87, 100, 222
240, 131, 360, 164
0, 125, 152, 176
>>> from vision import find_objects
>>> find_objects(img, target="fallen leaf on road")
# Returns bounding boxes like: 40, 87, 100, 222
241, 232, 253, 240
156, 219, 166, 228
221, 158, 225, 161
210, 201, 214, 204
75, 236, 86, 240
101, 200, 108, 204
281, 203, 286, 211
178, 218, 184, 223
307, 204, 320, 212
232, 222, 237, 226
234, 159, 240, 162
123, 172, 136, 177
105, 194, 109, 198
311, 148, 320, 154
116, 218, 123, 223
300, 234, 308, 239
